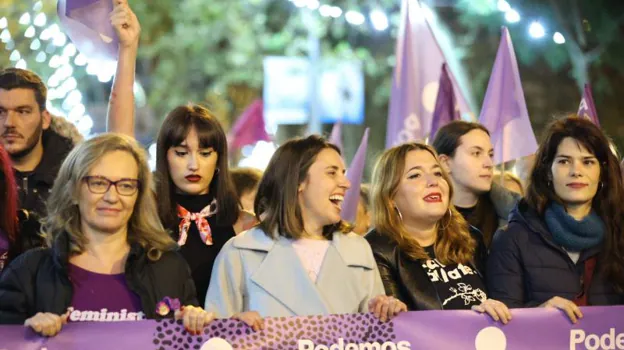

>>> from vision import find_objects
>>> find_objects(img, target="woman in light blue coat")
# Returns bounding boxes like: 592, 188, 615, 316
205, 136, 405, 329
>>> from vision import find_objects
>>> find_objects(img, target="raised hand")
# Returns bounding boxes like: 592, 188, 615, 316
110, 0, 140, 49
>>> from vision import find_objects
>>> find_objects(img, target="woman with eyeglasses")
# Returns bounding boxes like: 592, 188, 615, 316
0, 134, 215, 336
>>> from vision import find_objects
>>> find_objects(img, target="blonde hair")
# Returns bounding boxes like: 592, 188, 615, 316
493, 171, 524, 195
370, 142, 476, 264
44, 133, 176, 261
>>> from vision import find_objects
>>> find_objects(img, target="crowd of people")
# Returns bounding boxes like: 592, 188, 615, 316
0, 0, 623, 339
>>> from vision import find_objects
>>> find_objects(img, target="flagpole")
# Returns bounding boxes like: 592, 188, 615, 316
304, 11, 322, 136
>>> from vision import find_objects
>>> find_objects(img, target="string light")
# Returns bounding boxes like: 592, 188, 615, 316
1, 8, 94, 136
286, 0, 567, 45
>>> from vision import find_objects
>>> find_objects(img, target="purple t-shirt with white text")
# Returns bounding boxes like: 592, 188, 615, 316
68, 264, 144, 322
0, 232, 8, 273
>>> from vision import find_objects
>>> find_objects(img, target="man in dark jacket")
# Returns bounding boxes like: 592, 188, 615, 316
0, 68, 79, 216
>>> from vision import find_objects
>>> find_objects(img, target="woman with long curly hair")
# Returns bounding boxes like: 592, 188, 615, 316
366, 142, 511, 323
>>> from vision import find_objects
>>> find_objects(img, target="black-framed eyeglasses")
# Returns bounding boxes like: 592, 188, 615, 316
82, 176, 140, 196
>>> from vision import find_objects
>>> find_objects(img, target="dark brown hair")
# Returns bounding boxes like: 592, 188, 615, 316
526, 116, 624, 291
431, 120, 490, 158
431, 120, 497, 246
231, 167, 263, 198
370, 142, 476, 264
0, 68, 47, 112
254, 135, 349, 240
155, 104, 239, 229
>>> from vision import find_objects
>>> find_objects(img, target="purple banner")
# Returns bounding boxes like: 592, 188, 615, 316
0, 306, 622, 349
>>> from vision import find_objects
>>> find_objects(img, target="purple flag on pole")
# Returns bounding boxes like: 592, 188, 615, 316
386, 0, 472, 148
478, 27, 537, 165
341, 128, 369, 223
229, 99, 271, 151
329, 122, 343, 152
58, 0, 119, 62
577, 83, 600, 126
430, 63, 460, 140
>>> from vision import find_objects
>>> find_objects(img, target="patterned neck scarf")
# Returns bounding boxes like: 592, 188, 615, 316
176, 199, 218, 246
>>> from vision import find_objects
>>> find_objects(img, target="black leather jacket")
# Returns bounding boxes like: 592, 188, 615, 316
365, 226, 488, 311
0, 231, 198, 324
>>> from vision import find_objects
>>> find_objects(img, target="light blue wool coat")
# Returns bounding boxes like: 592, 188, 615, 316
204, 227, 385, 318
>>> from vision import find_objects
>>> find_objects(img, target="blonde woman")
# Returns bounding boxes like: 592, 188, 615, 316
366, 143, 511, 322
0, 134, 215, 336
492, 171, 524, 196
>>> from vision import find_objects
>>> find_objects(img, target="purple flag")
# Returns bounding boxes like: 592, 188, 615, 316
58, 0, 119, 62
577, 84, 600, 126
386, 0, 472, 148
328, 122, 343, 152
229, 99, 271, 151
478, 27, 538, 165
341, 128, 369, 223
430, 63, 460, 140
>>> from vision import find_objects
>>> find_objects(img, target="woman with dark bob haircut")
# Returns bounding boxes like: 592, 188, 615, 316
104, 2, 241, 302
205, 135, 406, 330
488, 116, 624, 323
155, 105, 240, 302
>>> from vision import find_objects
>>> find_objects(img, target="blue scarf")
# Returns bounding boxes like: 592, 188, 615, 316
544, 202, 605, 251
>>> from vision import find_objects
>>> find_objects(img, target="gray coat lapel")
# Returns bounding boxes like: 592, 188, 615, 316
316, 232, 376, 311
249, 236, 330, 316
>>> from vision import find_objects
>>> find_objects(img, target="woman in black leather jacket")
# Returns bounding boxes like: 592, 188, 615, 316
366, 142, 511, 323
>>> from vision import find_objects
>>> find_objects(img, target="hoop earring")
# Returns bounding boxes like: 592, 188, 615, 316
440, 208, 453, 230
598, 182, 604, 191
215, 168, 220, 175
394, 206, 403, 222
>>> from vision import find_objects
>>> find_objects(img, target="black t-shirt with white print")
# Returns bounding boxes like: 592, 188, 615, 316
422, 245, 487, 310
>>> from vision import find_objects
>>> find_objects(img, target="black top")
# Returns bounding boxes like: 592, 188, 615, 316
173, 194, 236, 303
0, 232, 198, 324
14, 129, 74, 216
422, 245, 487, 310
455, 205, 476, 222
365, 226, 488, 311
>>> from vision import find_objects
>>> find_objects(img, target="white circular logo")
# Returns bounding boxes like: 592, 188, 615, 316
475, 326, 507, 350
200, 337, 233, 350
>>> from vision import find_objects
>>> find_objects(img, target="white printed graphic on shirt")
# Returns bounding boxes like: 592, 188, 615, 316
422, 258, 486, 306
67, 307, 145, 322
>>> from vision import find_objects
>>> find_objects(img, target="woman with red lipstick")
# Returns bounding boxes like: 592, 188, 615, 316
103, 3, 240, 302
366, 143, 512, 323
488, 117, 624, 323
205, 135, 405, 325
432, 121, 520, 248
155, 105, 239, 303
